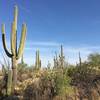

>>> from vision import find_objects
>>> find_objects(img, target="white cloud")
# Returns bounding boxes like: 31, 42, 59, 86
26, 41, 61, 47
23, 41, 100, 66
1, 40, 100, 67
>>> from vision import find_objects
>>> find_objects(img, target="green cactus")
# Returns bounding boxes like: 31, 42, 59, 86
1, 5, 27, 93
1, 64, 12, 95
21, 54, 24, 64
2, 65, 6, 75
53, 52, 59, 69
53, 56, 56, 68
35, 50, 41, 70
47, 61, 51, 69
79, 52, 82, 66
59, 45, 65, 68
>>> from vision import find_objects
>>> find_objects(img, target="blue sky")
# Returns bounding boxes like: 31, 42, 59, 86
0, 0, 100, 66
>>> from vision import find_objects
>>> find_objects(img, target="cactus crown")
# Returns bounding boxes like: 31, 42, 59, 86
1, 5, 27, 60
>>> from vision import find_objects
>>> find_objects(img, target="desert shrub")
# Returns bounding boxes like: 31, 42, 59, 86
22, 69, 73, 100
67, 61, 100, 99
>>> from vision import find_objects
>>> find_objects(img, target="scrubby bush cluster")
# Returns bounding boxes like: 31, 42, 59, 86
0, 52, 100, 100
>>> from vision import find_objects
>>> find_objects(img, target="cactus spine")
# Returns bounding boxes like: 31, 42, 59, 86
35, 50, 41, 70
1, 6, 27, 93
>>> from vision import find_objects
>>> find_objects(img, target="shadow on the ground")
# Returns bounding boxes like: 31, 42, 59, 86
0, 96, 19, 100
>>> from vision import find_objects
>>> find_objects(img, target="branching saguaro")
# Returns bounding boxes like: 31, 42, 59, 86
1, 5, 27, 93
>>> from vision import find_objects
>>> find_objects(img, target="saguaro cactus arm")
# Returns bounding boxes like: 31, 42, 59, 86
14, 6, 18, 30
1, 24, 13, 58
11, 22, 16, 55
17, 23, 27, 60
11, 6, 18, 56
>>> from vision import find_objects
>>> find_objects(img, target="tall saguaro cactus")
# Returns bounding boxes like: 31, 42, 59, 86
1, 6, 27, 92
35, 50, 41, 70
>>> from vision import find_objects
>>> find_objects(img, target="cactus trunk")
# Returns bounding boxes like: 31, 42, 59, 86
12, 57, 17, 92
7, 70, 12, 95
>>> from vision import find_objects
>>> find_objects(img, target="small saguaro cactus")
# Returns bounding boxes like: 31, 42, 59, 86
53, 52, 59, 69
35, 50, 41, 70
55, 52, 59, 67
1, 64, 12, 95
53, 56, 56, 68
47, 61, 51, 69
79, 52, 82, 66
21, 54, 24, 64
1, 5, 27, 93
59, 45, 65, 68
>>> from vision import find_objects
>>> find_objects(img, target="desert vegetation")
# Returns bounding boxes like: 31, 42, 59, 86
0, 6, 100, 100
